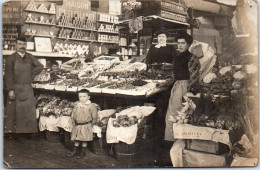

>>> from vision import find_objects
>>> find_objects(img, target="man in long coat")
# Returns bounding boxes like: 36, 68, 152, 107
4, 37, 43, 136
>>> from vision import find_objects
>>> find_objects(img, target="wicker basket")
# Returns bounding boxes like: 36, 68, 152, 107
90, 133, 108, 156
45, 130, 61, 143
63, 131, 74, 151
114, 134, 144, 162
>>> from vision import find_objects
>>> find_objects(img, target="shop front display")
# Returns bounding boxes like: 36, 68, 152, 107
3, 0, 258, 168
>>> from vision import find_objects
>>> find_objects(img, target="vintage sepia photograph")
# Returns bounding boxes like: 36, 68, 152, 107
2, 0, 258, 168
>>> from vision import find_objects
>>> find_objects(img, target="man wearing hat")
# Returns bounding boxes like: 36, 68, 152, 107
165, 33, 200, 141
4, 37, 44, 141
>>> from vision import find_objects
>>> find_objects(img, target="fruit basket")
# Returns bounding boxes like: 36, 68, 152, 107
63, 131, 74, 151
113, 132, 144, 162
90, 133, 109, 156
45, 130, 61, 143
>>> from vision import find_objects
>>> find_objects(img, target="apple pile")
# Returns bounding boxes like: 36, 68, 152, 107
113, 115, 138, 127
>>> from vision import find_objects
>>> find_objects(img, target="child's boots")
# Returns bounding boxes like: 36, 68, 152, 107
77, 147, 87, 159
67, 145, 79, 157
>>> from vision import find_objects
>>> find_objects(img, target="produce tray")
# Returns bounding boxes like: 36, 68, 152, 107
77, 86, 89, 91
117, 89, 146, 96
101, 88, 116, 94
32, 83, 37, 88
146, 87, 166, 97
55, 85, 67, 91
45, 84, 56, 90
35, 84, 46, 89
89, 87, 102, 93
66, 86, 78, 92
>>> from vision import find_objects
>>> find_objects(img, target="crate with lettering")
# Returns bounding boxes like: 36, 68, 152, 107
173, 124, 232, 148
136, 0, 188, 23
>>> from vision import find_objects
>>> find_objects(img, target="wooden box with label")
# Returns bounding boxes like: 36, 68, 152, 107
136, 0, 188, 23
186, 139, 230, 155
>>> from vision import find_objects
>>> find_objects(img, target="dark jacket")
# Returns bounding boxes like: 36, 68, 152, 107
173, 50, 200, 90
146, 44, 177, 66
5, 52, 43, 133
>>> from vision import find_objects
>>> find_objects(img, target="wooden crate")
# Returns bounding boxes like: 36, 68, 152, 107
186, 139, 219, 154
183, 149, 227, 167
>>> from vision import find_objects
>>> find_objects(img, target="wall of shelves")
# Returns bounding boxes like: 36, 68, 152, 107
24, 9, 56, 15
3, 0, 121, 58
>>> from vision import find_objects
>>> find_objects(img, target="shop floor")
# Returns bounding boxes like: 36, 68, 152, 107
3, 135, 172, 168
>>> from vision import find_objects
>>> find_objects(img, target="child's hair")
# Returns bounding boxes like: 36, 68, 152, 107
78, 89, 90, 93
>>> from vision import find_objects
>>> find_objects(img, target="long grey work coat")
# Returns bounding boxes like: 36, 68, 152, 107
4, 52, 43, 133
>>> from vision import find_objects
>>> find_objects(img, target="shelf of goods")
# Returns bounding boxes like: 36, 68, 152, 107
2, 50, 73, 58
97, 30, 119, 34
97, 20, 115, 24
24, 34, 56, 38
3, 38, 16, 41
56, 25, 97, 32
56, 37, 96, 42
24, 21, 56, 26
98, 41, 119, 44
24, 9, 55, 15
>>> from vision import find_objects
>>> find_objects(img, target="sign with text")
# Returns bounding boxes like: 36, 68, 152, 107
63, 0, 91, 11
3, 1, 22, 25
173, 124, 231, 147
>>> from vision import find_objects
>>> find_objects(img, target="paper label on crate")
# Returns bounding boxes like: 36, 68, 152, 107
173, 124, 231, 148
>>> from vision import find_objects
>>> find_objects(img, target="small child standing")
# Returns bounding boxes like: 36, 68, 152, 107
67, 89, 98, 159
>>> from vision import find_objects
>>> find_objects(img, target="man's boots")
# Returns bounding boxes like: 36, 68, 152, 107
67, 145, 79, 157
77, 147, 87, 159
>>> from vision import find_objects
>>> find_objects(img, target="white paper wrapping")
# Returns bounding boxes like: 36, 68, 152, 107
39, 115, 60, 132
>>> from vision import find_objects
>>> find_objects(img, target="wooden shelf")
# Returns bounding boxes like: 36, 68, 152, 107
3, 50, 74, 58
97, 30, 119, 34
57, 37, 96, 42
56, 25, 97, 32
97, 20, 115, 24
25, 21, 56, 26
24, 34, 56, 38
3, 38, 16, 41
3, 43, 16, 46
98, 41, 119, 44
3, 33, 18, 35
24, 9, 56, 15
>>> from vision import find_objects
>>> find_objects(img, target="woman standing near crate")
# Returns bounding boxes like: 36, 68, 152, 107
145, 29, 177, 165
165, 33, 200, 141
67, 89, 98, 159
